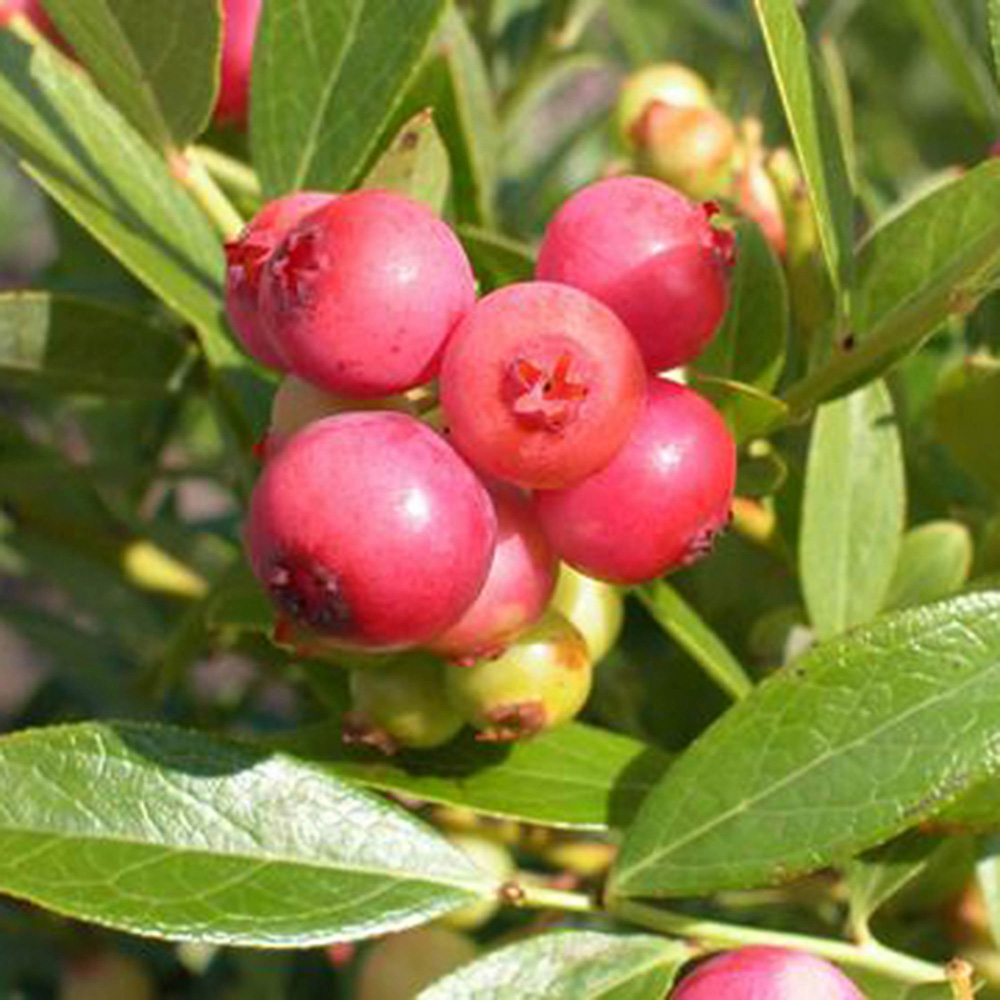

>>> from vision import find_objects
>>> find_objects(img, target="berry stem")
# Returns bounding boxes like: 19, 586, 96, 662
507, 882, 598, 915
511, 885, 947, 986
172, 150, 245, 240
190, 145, 262, 202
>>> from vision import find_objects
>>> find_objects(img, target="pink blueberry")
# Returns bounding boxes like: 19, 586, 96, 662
428, 485, 558, 661
671, 947, 864, 1000
439, 281, 647, 490
536, 175, 734, 372
259, 190, 476, 397
246, 412, 497, 651
534, 378, 736, 584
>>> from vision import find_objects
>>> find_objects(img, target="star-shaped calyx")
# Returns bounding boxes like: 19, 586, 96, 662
269, 227, 324, 308
506, 350, 589, 431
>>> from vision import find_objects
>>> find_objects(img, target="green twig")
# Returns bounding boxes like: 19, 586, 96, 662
608, 899, 945, 986
511, 883, 946, 986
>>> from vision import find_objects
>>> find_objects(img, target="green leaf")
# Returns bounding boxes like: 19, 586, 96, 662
883, 521, 973, 612
363, 109, 450, 214
694, 221, 788, 394
991, 0, 1000, 84
934, 358, 1000, 497
0, 293, 193, 394
933, 708, 1000, 831
406, 7, 498, 225
635, 581, 753, 701
41, 0, 221, 150
784, 161, 1000, 414
849, 973, 950, 1000
855, 166, 1000, 337
266, 721, 670, 831
846, 830, 949, 933
0, 34, 241, 373
0, 722, 493, 945
752, 0, 854, 298
251, 0, 447, 197
901, 0, 1000, 129
418, 931, 689, 1000
800, 380, 905, 639
686, 374, 788, 445
935, 776, 1000, 830
457, 225, 534, 291
609, 593, 1000, 899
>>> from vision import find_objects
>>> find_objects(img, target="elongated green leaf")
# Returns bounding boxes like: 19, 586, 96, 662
418, 931, 689, 1000
610, 593, 1000, 898
935, 776, 1000, 830
0, 723, 492, 945
934, 358, 1000, 497
636, 582, 753, 701
884, 522, 973, 612
694, 221, 788, 394
902, 0, 1000, 129
0, 34, 240, 371
407, 7, 497, 225
800, 380, 905, 639
784, 161, 1000, 414
42, 0, 221, 150
363, 109, 450, 213
266, 721, 669, 831
252, 0, 447, 196
855, 167, 1000, 336
991, 0, 1000, 83
752, 0, 854, 297
0, 293, 193, 394
819, 34, 856, 188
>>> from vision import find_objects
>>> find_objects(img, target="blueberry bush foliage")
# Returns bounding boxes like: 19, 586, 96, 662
1, 0, 1000, 997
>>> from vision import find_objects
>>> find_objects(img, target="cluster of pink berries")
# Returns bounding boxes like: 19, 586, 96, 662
229, 175, 737, 750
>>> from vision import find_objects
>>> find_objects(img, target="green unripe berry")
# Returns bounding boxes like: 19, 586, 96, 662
437, 833, 515, 930
616, 63, 714, 147
266, 374, 415, 458
354, 926, 477, 1000
445, 611, 592, 741
632, 102, 736, 201
346, 653, 464, 753
551, 563, 624, 664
